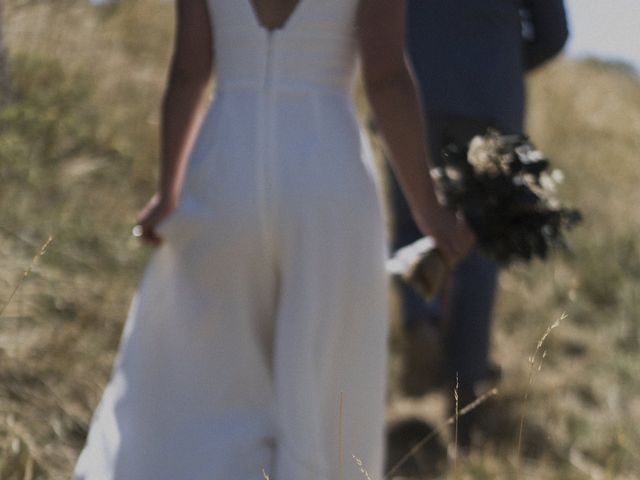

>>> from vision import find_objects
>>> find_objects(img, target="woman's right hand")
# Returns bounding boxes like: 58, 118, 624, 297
134, 193, 178, 245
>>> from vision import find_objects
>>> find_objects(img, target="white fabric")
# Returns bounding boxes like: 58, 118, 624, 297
74, 1, 389, 479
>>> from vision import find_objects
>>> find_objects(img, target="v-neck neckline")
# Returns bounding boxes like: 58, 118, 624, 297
247, 0, 306, 34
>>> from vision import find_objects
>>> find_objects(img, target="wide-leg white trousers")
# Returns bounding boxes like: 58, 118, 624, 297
74, 88, 389, 480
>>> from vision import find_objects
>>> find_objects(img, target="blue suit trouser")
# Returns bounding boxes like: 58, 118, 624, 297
387, 112, 499, 389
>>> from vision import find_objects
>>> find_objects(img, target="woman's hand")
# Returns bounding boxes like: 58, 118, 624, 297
134, 193, 178, 245
423, 208, 476, 268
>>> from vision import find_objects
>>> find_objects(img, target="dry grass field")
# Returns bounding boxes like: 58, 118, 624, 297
1, 1, 639, 479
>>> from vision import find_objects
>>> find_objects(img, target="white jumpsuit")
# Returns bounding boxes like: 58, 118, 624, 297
74, 1, 389, 479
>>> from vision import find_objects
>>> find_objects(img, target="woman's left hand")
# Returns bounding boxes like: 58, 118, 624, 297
134, 193, 178, 245
424, 208, 476, 268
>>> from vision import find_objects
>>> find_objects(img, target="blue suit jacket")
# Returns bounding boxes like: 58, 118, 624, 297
406, 0, 568, 133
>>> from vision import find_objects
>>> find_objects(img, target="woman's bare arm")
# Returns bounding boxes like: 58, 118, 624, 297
137, 0, 213, 243
356, 0, 474, 265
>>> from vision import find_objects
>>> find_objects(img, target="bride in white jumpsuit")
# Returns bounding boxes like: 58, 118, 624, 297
74, 1, 474, 479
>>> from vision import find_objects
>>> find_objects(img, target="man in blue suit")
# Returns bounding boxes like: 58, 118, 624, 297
390, 0, 569, 444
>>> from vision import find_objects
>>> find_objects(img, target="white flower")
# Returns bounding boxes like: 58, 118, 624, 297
551, 169, 565, 184
467, 135, 500, 175
539, 173, 557, 193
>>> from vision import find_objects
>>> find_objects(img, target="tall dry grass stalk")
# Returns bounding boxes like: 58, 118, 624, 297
384, 388, 498, 479
451, 374, 459, 478
515, 313, 565, 466
352, 454, 374, 480
0, 236, 52, 317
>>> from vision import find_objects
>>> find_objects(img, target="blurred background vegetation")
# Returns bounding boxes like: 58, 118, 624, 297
0, 1, 639, 478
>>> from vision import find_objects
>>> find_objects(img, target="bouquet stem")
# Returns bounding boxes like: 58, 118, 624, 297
387, 237, 448, 299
